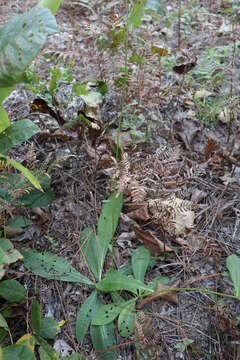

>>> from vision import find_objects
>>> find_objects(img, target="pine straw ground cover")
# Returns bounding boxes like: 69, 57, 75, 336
1, 0, 240, 359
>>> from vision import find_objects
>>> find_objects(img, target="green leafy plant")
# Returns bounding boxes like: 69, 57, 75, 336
23, 192, 123, 359
226, 254, 240, 298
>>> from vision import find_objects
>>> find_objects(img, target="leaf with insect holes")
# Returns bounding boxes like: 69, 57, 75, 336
0, 6, 57, 87
22, 248, 93, 286
131, 246, 151, 283
76, 290, 100, 343
0, 280, 26, 303
226, 254, 240, 298
118, 301, 136, 337
90, 322, 117, 360
96, 271, 152, 295
97, 192, 123, 280
92, 304, 122, 326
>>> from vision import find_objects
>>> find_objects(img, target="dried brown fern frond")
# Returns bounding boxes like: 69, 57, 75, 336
148, 195, 195, 237
114, 151, 131, 194
155, 144, 181, 163
128, 179, 147, 205
24, 143, 38, 170
135, 311, 147, 352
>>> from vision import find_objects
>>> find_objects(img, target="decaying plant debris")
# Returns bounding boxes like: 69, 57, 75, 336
1, 0, 240, 359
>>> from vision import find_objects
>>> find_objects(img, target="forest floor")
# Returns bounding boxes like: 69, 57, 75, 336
1, 0, 240, 359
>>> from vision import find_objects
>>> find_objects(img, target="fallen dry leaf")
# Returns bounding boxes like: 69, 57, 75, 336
4, 226, 24, 238
132, 225, 174, 254
205, 137, 218, 160
136, 282, 178, 309
127, 206, 150, 222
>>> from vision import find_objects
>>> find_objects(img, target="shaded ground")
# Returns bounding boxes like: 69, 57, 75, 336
1, 0, 240, 359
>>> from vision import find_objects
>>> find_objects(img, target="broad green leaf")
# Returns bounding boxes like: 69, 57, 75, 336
0, 280, 26, 303
80, 228, 101, 281
128, 0, 146, 30
0, 172, 53, 208
226, 254, 240, 298
118, 301, 136, 337
7, 158, 42, 192
0, 238, 22, 279
131, 246, 151, 282
96, 271, 153, 295
0, 119, 40, 153
16, 334, 35, 353
0, 313, 8, 331
35, 335, 58, 360
2, 344, 36, 360
0, 86, 14, 103
22, 248, 93, 286
62, 354, 85, 360
90, 322, 117, 360
38, 0, 63, 15
31, 299, 41, 334
20, 173, 55, 207
0, 6, 57, 87
7, 215, 32, 229
92, 304, 121, 326
0, 106, 10, 132
39, 317, 60, 339
76, 290, 100, 343
97, 193, 123, 279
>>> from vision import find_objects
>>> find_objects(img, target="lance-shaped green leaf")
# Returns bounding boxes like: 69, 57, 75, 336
22, 248, 93, 286
96, 271, 153, 295
80, 228, 101, 281
226, 254, 240, 298
38, 0, 63, 15
0, 106, 10, 132
7, 158, 42, 192
90, 322, 117, 360
35, 335, 58, 360
97, 192, 123, 280
118, 301, 136, 337
31, 299, 41, 334
76, 290, 100, 343
0, 6, 57, 87
131, 246, 151, 283
0, 119, 40, 153
0, 313, 9, 331
128, 0, 146, 30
